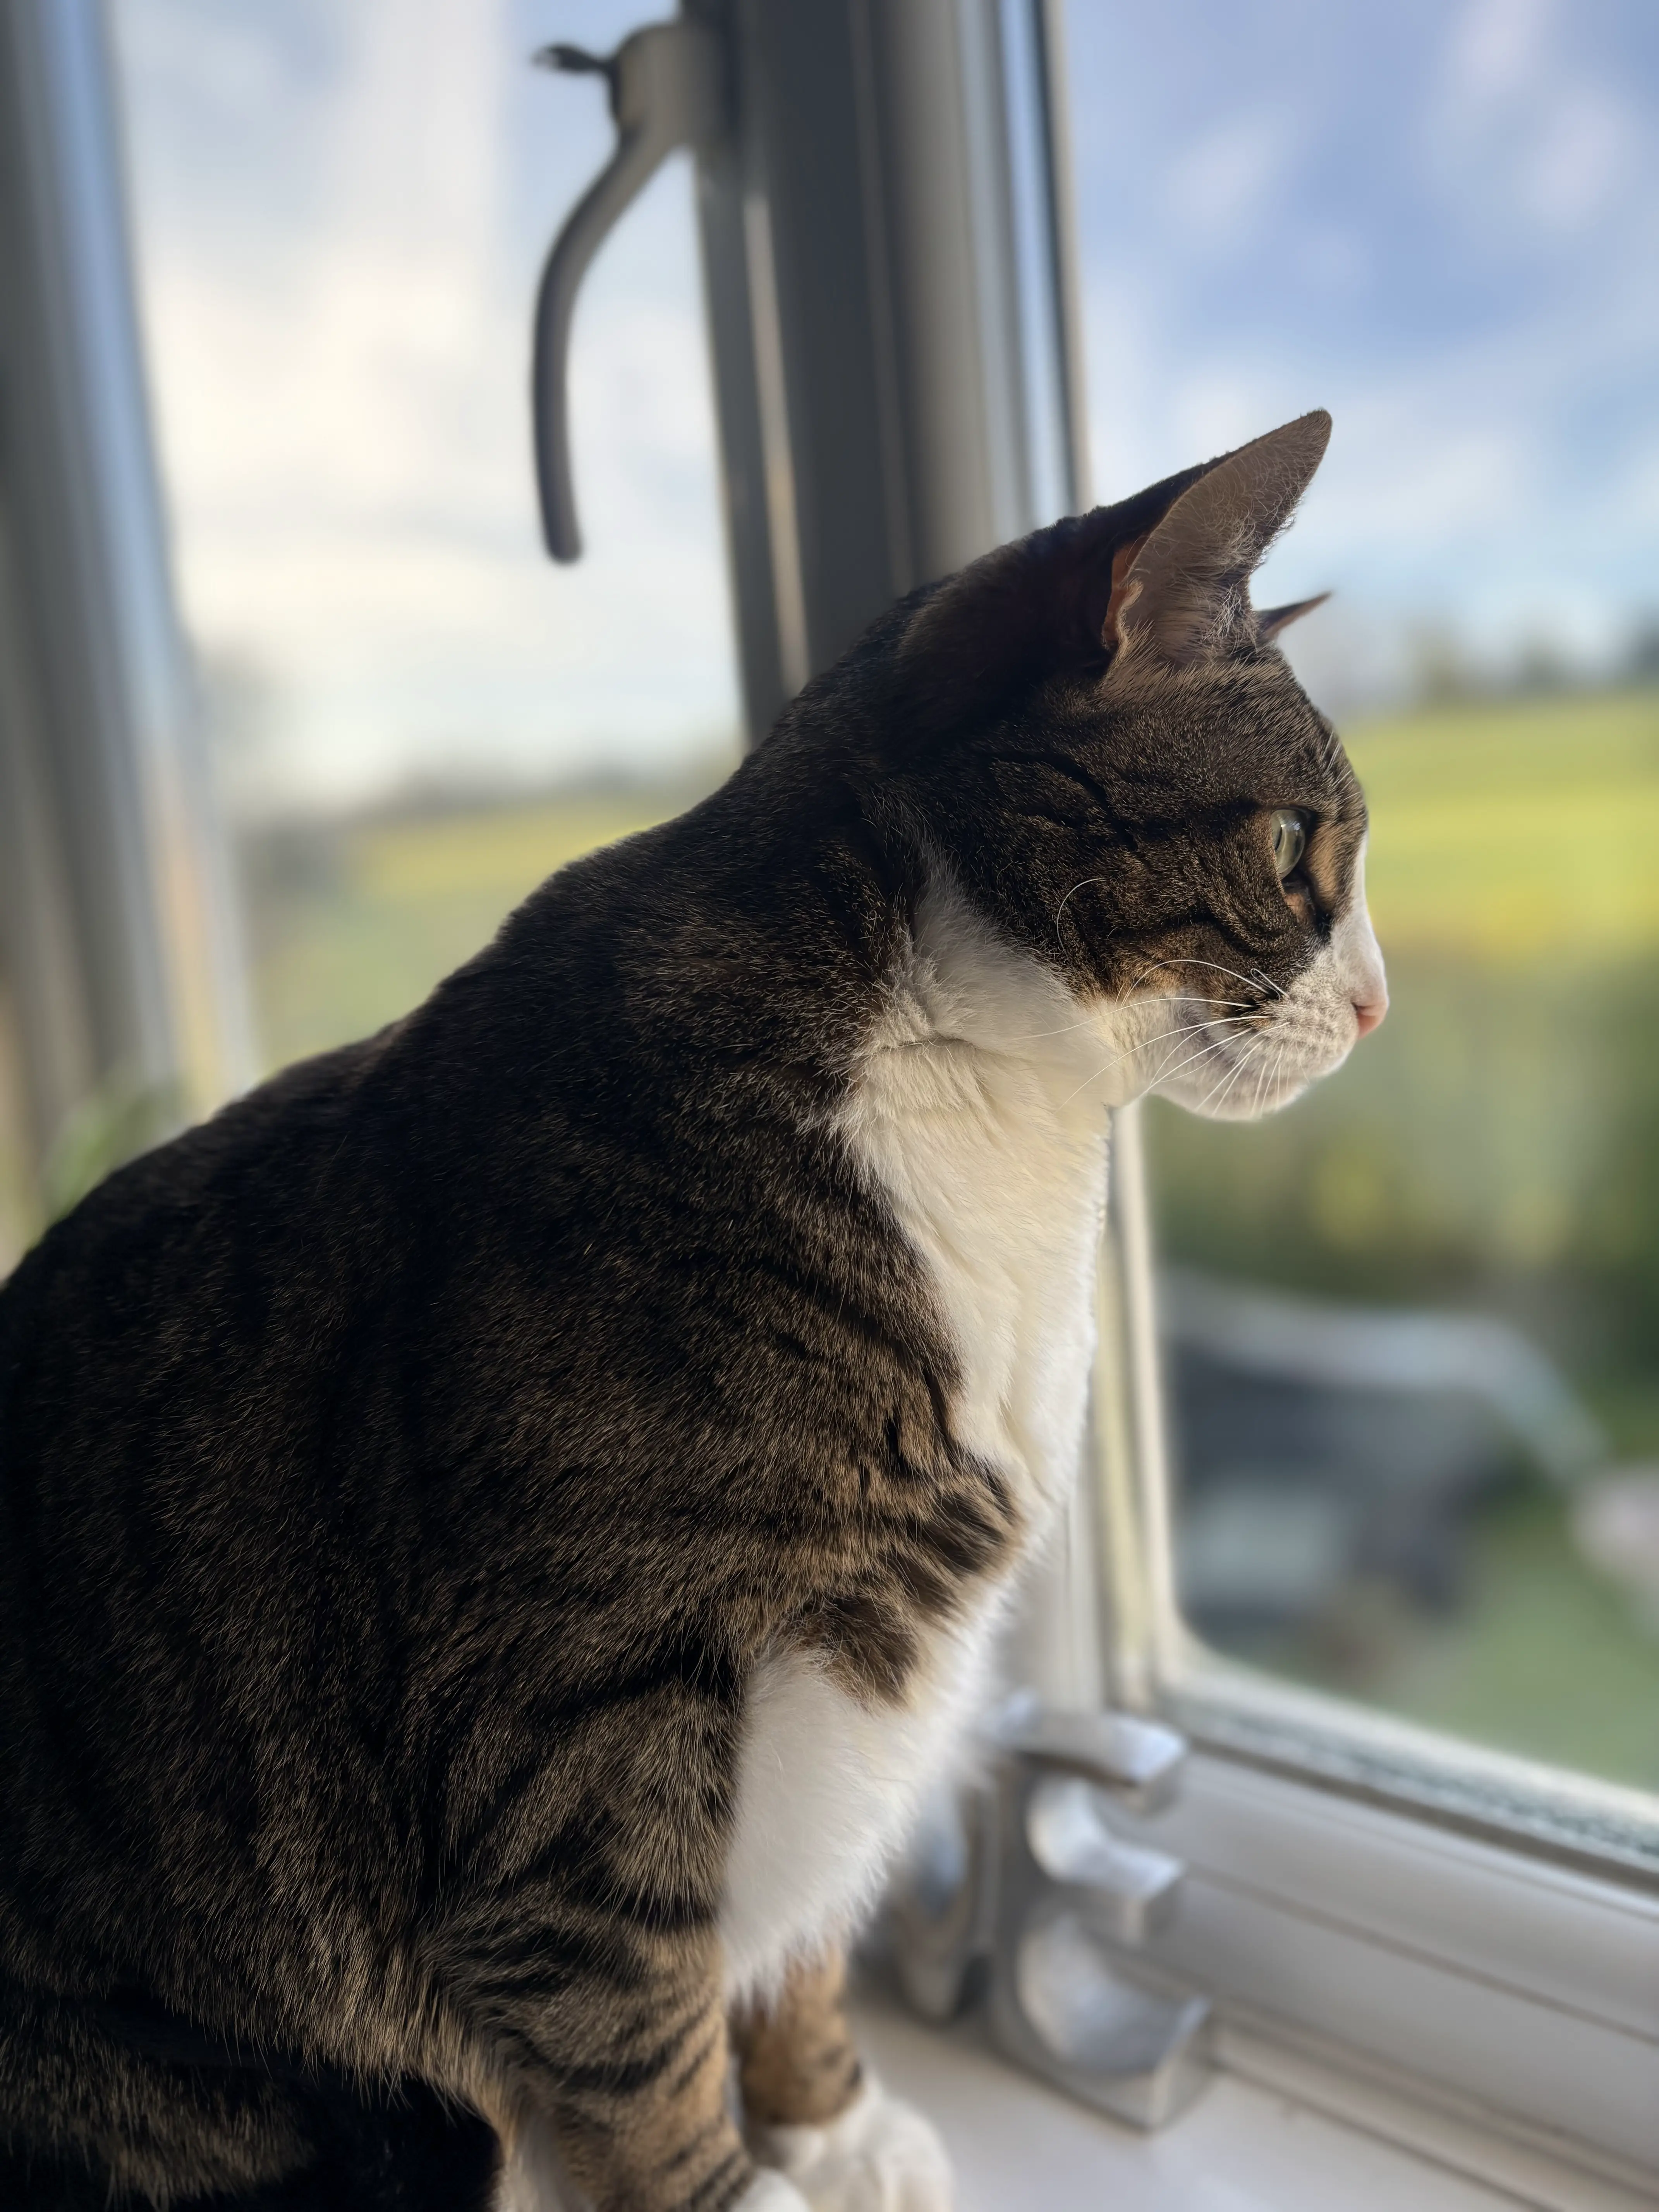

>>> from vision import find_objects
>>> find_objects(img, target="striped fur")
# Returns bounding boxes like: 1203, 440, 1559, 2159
0, 416, 1381, 2209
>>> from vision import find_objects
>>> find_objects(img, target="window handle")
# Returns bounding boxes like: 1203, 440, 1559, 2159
996, 1704, 1188, 1818
530, 23, 724, 561
986, 1728, 1212, 2128
888, 1708, 1212, 2130
1022, 1774, 1187, 1947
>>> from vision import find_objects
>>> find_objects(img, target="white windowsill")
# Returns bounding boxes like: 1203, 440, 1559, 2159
850, 1984, 1656, 2212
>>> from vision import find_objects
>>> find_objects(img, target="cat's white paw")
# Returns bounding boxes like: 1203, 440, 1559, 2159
493, 2128, 812, 2212
750, 2076, 953, 2212
732, 2172, 815, 2212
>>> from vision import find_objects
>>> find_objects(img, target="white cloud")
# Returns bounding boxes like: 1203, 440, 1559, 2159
1520, 85, 1631, 232
1164, 112, 1294, 246
1073, 2, 1659, 703
1445, 0, 1553, 106
1431, 0, 1643, 244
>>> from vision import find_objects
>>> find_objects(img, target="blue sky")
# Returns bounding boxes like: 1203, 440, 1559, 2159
1063, 0, 1659, 706
113, 0, 1659, 812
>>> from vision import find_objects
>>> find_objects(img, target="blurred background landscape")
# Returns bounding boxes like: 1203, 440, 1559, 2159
1152, 678, 1659, 1788
1, 0, 1650, 1794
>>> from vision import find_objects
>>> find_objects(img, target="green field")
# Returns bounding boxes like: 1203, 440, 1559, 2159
243, 784, 709, 1073
1152, 690, 1659, 1786
230, 687, 1659, 1793
1351, 689, 1659, 962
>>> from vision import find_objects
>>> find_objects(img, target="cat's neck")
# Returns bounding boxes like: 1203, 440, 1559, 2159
838, 867, 1118, 1523
869, 866, 1143, 1120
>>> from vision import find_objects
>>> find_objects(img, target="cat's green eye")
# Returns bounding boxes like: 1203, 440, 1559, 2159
1270, 808, 1308, 880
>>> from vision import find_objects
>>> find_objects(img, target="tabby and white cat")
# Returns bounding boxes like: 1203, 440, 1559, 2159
0, 412, 1383, 2212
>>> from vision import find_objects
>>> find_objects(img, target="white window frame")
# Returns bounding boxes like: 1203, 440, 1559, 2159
0, 0, 251, 1211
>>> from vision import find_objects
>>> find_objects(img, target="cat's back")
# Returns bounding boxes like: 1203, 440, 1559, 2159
0, 778, 888, 1577
0, 802, 733, 1412
0, 1026, 398, 1432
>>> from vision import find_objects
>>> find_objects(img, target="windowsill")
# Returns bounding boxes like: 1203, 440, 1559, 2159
849, 1981, 1656, 2212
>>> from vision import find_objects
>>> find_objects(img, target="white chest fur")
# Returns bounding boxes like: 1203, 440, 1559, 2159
720, 874, 1122, 1998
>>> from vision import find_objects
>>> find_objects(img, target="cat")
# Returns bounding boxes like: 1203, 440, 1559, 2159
0, 410, 1384, 2212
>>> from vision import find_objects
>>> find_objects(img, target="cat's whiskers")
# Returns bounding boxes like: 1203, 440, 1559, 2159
1210, 1018, 1288, 1117
1128, 955, 1279, 1004
1149, 1036, 1233, 1096
1069, 1007, 1246, 1108
1053, 877, 1106, 946
1256, 1039, 1291, 1123
1059, 1011, 1259, 1109
1001, 995, 1252, 1048
1248, 1039, 1278, 1119
1192, 1034, 1251, 1115
1000, 1013, 1107, 1044
1202, 1036, 1266, 1117
1110, 1017, 1255, 1108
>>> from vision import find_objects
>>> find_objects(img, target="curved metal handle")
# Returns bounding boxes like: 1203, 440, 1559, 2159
532, 23, 723, 562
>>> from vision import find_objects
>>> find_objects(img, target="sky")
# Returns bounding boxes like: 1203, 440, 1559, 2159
112, 0, 1659, 816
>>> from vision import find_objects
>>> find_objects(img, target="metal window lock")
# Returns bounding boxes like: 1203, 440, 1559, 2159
531, 21, 726, 561
888, 1707, 1213, 2130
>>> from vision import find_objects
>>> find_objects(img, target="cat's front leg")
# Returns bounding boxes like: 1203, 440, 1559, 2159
734, 1950, 953, 2212
485, 1938, 808, 2212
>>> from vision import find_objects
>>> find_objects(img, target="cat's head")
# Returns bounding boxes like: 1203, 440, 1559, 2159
853, 410, 1386, 1121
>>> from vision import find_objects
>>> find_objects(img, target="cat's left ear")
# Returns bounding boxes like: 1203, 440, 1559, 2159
1107, 410, 1331, 668
893, 411, 1331, 731
894, 480, 1206, 731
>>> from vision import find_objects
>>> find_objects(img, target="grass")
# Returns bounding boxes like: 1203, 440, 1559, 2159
244, 787, 705, 1071
1261, 1488, 1659, 1791
1349, 690, 1659, 963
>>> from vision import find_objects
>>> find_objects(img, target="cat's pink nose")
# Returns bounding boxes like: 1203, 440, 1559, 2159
1353, 992, 1388, 1037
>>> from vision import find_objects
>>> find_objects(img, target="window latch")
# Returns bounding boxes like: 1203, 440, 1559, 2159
530, 22, 725, 561
888, 1705, 1213, 2129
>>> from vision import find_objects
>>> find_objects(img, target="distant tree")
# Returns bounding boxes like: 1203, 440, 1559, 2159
196, 647, 283, 821
1410, 623, 1474, 703
1625, 616, 1659, 687
1515, 637, 1572, 694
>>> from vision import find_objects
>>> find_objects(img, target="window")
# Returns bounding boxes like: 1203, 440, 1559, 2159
6, 0, 1655, 2198
1051, 5, 1659, 2183
1062, 0, 1659, 1802
0, 978, 32, 1274
113, 0, 740, 1079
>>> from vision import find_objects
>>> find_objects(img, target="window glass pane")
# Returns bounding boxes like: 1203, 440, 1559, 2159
1065, 0, 1659, 1790
114, 0, 739, 1073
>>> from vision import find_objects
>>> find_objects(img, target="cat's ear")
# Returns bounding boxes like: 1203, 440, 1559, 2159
891, 411, 1330, 729
1106, 410, 1331, 668
894, 479, 1207, 729
1256, 591, 1331, 640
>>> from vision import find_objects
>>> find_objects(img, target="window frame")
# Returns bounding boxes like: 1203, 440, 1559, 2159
0, 0, 251, 1200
